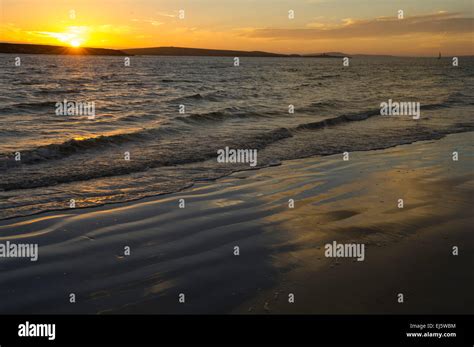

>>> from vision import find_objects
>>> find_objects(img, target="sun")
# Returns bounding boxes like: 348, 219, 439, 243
70, 39, 81, 47
40, 26, 89, 47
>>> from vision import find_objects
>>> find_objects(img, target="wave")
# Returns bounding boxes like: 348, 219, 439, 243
2, 99, 460, 168
296, 108, 381, 130
169, 90, 228, 103
0, 130, 157, 166
310, 74, 340, 80
298, 100, 344, 113
0, 129, 26, 136
1, 93, 469, 191
443, 91, 474, 106
170, 93, 204, 103
0, 126, 293, 191
296, 99, 466, 131
35, 89, 82, 95
175, 107, 267, 124
0, 101, 440, 167
119, 113, 157, 122
1, 101, 57, 112
161, 79, 200, 83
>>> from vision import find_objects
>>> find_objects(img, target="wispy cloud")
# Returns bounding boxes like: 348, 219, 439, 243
131, 18, 163, 26
243, 12, 473, 40
31, 26, 89, 44
156, 11, 176, 18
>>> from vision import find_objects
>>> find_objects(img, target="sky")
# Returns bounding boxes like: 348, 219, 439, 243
1, 0, 473, 56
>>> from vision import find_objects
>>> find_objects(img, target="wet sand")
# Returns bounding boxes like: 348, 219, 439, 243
0, 132, 472, 314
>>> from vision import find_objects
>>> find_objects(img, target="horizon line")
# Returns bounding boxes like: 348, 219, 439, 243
1, 41, 472, 58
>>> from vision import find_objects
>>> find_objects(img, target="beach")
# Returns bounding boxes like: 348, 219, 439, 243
0, 132, 472, 314
1, 2, 473, 345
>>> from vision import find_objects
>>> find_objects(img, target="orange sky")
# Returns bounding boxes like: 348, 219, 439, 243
1, 0, 473, 56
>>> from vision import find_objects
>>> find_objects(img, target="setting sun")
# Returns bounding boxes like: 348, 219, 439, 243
70, 39, 81, 47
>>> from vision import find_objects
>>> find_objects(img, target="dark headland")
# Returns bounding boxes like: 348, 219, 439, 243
0, 42, 347, 58
0, 43, 128, 56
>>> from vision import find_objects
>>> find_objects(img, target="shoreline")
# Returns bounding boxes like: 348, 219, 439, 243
0, 132, 472, 314
0, 131, 471, 222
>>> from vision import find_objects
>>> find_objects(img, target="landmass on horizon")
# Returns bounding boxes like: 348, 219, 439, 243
0, 42, 361, 58
3, 43, 468, 58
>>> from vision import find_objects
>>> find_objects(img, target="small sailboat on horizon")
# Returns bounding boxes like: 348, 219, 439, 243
438, 52, 441, 59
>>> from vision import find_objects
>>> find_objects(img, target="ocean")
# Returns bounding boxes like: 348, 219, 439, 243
0, 54, 473, 219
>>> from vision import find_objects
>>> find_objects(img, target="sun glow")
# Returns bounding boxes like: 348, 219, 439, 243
37, 26, 88, 47
70, 39, 81, 47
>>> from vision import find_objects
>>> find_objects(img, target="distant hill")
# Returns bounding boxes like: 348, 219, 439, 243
304, 52, 347, 57
0, 43, 361, 58
0, 43, 128, 56
124, 47, 352, 58
352, 53, 395, 58
123, 46, 291, 57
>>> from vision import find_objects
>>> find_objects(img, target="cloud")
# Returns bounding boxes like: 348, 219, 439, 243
32, 26, 89, 43
156, 11, 176, 18
131, 18, 163, 26
96, 24, 132, 33
243, 12, 473, 40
